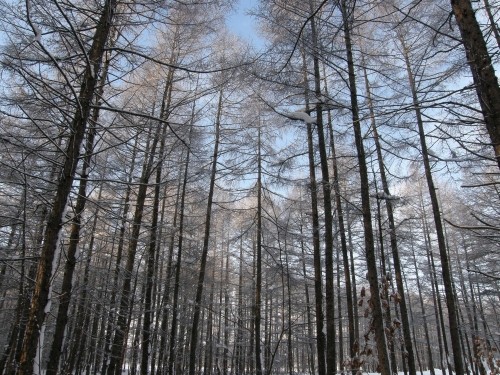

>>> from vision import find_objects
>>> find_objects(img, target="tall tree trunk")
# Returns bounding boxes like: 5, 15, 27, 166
345, 204, 360, 346
64, 178, 105, 374
451, 0, 500, 169
307, 3, 336, 372
453, 238, 477, 375
401, 37, 465, 375
140, 74, 173, 375
420, 199, 451, 375
324, 65, 356, 372
100, 136, 139, 375
18, 2, 117, 373
340, 1, 391, 373
283, 231, 294, 375
254, 116, 264, 375
362, 59, 417, 375
167, 139, 192, 375
159, 92, 195, 375
46, 41, 114, 375
223, 240, 231, 375
107, 117, 163, 375
188, 89, 223, 375
374, 188, 398, 375
156, 168, 181, 374
299, 219, 316, 375
234, 236, 246, 375
409, 228, 435, 375
301, 45, 326, 375
0, 189, 28, 375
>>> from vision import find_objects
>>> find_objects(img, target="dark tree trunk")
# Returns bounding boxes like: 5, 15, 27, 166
324, 70, 356, 372
18, 2, 117, 373
100, 136, 139, 375
299, 224, 316, 375
188, 90, 223, 375
46, 42, 114, 375
254, 117, 264, 375
340, 1, 392, 373
301, 45, 326, 375
401, 38, 465, 375
167, 140, 192, 375
107, 121, 162, 375
451, 0, 500, 169
409, 229, 435, 375
140, 77, 172, 375
362, 60, 417, 375
307, 3, 336, 373
63, 178, 104, 374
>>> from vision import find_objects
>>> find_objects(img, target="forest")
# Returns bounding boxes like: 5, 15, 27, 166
0, 0, 499, 374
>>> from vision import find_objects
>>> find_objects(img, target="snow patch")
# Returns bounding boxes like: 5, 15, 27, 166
286, 111, 316, 124
372, 192, 400, 201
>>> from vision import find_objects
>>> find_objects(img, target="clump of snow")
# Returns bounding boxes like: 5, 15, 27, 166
372, 192, 400, 201
286, 111, 316, 124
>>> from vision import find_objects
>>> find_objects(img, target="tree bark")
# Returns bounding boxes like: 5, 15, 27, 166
301, 45, 326, 375
451, 0, 500, 169
167, 143, 192, 375
18, 1, 117, 373
254, 118, 264, 375
401, 37, 465, 375
45, 39, 114, 375
307, 3, 336, 373
107, 117, 163, 375
140, 72, 173, 375
188, 89, 223, 375
340, 1, 392, 373
362, 59, 417, 375
324, 66, 356, 372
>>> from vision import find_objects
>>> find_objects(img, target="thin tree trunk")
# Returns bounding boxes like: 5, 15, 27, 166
341, 1, 391, 373
100, 136, 139, 375
254, 117, 264, 375
409, 228, 435, 375
64, 178, 105, 374
483, 0, 500, 49
234, 236, 245, 375
188, 89, 223, 375
401, 37, 464, 375
345, 204, 360, 346
107, 118, 163, 375
167, 143, 192, 375
301, 44, 326, 375
159, 93, 195, 375
362, 59, 417, 375
140, 78, 172, 375
374, 188, 398, 375
299, 220, 316, 375
307, 3, 336, 372
324, 67, 356, 372
223, 240, 230, 375
421, 200, 451, 375
0, 189, 28, 375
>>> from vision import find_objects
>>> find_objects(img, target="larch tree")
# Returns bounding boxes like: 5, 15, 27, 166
15, 1, 119, 373
450, 0, 500, 169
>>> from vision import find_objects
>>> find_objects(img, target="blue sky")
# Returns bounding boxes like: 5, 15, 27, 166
225, 0, 264, 46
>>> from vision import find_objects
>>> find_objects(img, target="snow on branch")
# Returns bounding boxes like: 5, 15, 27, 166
284, 111, 316, 124
371, 191, 400, 201
467, 269, 500, 281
